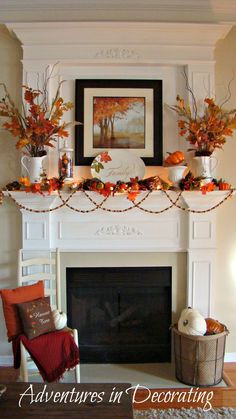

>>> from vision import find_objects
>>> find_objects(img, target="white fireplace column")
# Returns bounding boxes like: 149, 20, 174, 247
184, 192, 225, 318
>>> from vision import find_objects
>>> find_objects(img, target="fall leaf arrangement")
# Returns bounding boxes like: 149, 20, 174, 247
179, 172, 232, 194
168, 77, 236, 156
0, 68, 76, 157
5, 174, 169, 202
4, 172, 232, 205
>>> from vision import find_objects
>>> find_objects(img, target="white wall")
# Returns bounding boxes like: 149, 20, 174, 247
0, 25, 22, 360
215, 26, 236, 356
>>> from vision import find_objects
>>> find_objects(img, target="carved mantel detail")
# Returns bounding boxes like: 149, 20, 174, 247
95, 48, 140, 60
95, 224, 142, 236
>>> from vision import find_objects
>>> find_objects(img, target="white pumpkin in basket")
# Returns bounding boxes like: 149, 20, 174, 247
178, 307, 207, 336
52, 309, 67, 330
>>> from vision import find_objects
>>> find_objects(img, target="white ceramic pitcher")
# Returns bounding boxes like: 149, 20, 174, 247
193, 156, 218, 184
21, 155, 46, 183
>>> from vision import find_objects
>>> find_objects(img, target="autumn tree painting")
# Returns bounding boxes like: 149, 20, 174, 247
93, 96, 145, 149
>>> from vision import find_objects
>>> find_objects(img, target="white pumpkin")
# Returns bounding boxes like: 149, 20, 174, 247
52, 309, 67, 330
178, 307, 207, 336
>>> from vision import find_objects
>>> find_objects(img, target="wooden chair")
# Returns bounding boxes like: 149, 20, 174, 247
17, 248, 80, 383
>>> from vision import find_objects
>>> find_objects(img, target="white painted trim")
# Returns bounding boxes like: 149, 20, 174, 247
0, 355, 37, 369
1, 0, 236, 24
1, 353, 235, 367
0, 355, 13, 367
224, 353, 236, 363
6, 22, 232, 52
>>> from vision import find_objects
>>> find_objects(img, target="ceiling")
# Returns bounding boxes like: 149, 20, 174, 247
0, 0, 236, 23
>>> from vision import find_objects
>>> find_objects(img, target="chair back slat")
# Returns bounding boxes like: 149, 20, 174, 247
21, 257, 56, 267
19, 272, 55, 283
18, 249, 61, 310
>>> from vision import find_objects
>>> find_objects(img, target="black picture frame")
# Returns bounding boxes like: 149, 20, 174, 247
75, 79, 163, 166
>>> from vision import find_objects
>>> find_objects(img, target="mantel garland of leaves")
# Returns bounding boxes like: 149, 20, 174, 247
0, 174, 234, 215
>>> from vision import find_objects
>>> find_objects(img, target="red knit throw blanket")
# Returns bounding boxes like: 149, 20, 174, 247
13, 330, 80, 382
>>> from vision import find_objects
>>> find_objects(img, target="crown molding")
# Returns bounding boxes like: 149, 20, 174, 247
0, 1, 236, 23
6, 22, 233, 48
1, 0, 236, 13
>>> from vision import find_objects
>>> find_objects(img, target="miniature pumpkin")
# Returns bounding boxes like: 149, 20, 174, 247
164, 151, 185, 166
52, 309, 67, 330
218, 182, 231, 190
205, 318, 225, 335
178, 307, 207, 336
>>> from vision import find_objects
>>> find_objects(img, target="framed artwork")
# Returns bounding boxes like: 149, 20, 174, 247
75, 79, 163, 166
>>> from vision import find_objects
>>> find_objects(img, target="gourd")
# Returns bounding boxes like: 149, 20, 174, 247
52, 309, 67, 330
205, 318, 225, 335
218, 181, 231, 190
164, 151, 185, 166
178, 307, 207, 336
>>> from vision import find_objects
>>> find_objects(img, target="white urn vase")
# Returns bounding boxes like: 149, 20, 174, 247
21, 155, 47, 183
168, 165, 186, 187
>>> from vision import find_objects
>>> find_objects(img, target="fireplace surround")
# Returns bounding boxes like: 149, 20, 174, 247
4, 20, 235, 343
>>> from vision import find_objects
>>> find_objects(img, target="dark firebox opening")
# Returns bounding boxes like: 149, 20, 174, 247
67, 266, 172, 363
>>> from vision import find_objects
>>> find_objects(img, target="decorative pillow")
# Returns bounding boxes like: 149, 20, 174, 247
16, 296, 56, 340
0, 281, 44, 341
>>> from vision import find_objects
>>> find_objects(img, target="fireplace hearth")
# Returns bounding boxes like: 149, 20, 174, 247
66, 266, 172, 363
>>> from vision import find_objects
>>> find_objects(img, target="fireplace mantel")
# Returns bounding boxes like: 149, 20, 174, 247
4, 189, 234, 318
5, 189, 231, 253
3, 20, 235, 322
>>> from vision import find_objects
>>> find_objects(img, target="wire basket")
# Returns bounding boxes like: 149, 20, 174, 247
172, 325, 228, 386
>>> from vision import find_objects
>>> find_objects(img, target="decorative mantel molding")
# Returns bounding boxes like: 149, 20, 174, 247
95, 225, 143, 236
94, 48, 140, 60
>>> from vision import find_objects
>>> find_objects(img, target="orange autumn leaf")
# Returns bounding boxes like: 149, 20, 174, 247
204, 98, 215, 106
57, 127, 69, 137
201, 182, 216, 195
19, 177, 31, 187
55, 98, 63, 108
176, 95, 185, 109
99, 182, 116, 197
100, 151, 112, 163
127, 191, 140, 201
178, 120, 186, 129
16, 138, 31, 149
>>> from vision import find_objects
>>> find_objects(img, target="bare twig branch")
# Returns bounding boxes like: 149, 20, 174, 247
220, 70, 235, 108
182, 68, 198, 119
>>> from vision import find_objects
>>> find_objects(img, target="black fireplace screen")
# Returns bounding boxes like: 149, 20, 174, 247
66, 266, 171, 363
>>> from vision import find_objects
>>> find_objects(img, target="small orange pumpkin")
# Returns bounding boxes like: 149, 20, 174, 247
219, 182, 231, 190
205, 318, 225, 335
164, 151, 185, 166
